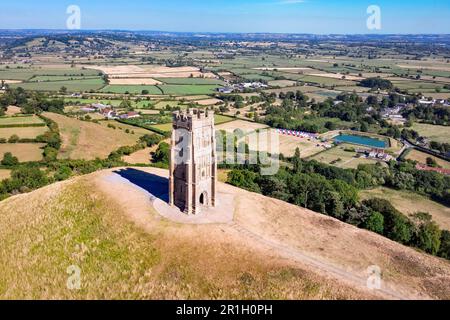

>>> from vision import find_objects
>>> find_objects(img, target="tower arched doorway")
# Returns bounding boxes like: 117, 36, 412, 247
199, 192, 208, 206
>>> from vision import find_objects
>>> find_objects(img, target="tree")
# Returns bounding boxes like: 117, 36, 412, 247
227, 169, 261, 193
8, 134, 20, 143
362, 211, 384, 234
153, 142, 170, 164
139, 134, 161, 147
292, 147, 302, 173
359, 78, 393, 90
363, 198, 413, 244
438, 230, 450, 259
1, 152, 19, 166
426, 157, 438, 168
410, 212, 442, 255
60, 86, 68, 94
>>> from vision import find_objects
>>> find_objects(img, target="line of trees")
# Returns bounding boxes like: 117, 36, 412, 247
225, 148, 450, 260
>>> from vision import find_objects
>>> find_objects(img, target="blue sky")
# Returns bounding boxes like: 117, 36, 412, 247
0, 0, 449, 34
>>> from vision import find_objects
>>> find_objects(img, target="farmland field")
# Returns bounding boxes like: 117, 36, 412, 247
310, 144, 380, 169
276, 133, 326, 158
0, 169, 11, 181
412, 123, 450, 144
159, 85, 221, 95
10, 78, 105, 92
98, 120, 157, 136
0, 67, 100, 81
0, 115, 45, 126
42, 113, 140, 160
0, 143, 45, 162
157, 78, 224, 85
360, 187, 450, 230
405, 149, 450, 169
101, 85, 163, 94
151, 115, 235, 133
215, 119, 267, 133
0, 127, 48, 139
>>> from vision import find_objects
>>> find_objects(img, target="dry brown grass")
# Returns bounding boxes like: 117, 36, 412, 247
0, 174, 371, 300
42, 113, 139, 160
215, 120, 268, 133
83, 65, 216, 79
5, 106, 22, 116
0, 169, 11, 181
2, 166, 450, 299
0, 143, 44, 162
123, 147, 156, 164
108, 78, 162, 85
0, 127, 48, 139
96, 167, 450, 300
360, 187, 450, 230
406, 149, 450, 169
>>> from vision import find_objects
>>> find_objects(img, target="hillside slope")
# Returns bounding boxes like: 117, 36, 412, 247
1, 167, 450, 299
42, 112, 139, 160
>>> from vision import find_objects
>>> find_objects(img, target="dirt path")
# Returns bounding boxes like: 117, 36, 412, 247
228, 222, 410, 300
94, 167, 450, 300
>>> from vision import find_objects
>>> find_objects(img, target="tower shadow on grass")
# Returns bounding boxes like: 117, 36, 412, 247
113, 168, 169, 203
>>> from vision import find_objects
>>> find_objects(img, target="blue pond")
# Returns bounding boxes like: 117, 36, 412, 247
334, 134, 387, 149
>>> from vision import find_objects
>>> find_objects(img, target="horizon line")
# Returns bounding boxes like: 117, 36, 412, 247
1, 29, 450, 36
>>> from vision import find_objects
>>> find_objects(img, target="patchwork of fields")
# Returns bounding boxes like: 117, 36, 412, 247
42, 112, 141, 160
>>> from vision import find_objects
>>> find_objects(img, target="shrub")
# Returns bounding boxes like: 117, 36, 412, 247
1, 152, 19, 166
362, 211, 384, 234
8, 134, 20, 143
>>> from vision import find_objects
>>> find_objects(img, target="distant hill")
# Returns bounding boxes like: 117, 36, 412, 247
0, 167, 449, 299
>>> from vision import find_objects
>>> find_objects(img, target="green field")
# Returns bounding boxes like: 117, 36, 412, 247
101, 85, 163, 94
154, 100, 183, 109
10, 78, 105, 92
157, 78, 224, 85
159, 85, 220, 95
0, 67, 100, 81
0, 115, 45, 126
360, 187, 450, 230
310, 144, 380, 169
412, 123, 450, 144
29, 75, 100, 82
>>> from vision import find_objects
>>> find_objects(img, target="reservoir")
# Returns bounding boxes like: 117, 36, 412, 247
334, 134, 387, 149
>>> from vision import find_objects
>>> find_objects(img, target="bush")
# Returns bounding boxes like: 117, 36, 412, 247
359, 78, 393, 90
54, 165, 73, 181
363, 198, 413, 244
8, 134, 20, 143
362, 211, 384, 234
410, 212, 442, 255
153, 142, 170, 164
1, 152, 19, 166
438, 230, 450, 259
139, 134, 162, 147
10, 166, 48, 190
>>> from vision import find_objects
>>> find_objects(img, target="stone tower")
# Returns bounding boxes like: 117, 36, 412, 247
169, 109, 217, 215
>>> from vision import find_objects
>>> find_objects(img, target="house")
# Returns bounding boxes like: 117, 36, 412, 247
100, 108, 118, 119
92, 103, 109, 110
119, 112, 140, 119
80, 107, 96, 113
217, 87, 233, 94
418, 97, 435, 106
